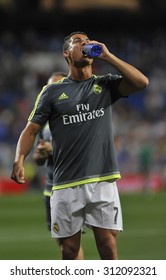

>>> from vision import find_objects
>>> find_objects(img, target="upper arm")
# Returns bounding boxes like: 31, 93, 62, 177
28, 86, 52, 125
24, 121, 42, 137
118, 79, 140, 96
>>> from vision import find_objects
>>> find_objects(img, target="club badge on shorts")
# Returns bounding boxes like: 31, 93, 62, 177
53, 223, 59, 232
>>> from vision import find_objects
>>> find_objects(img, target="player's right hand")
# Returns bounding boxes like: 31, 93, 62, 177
11, 163, 25, 184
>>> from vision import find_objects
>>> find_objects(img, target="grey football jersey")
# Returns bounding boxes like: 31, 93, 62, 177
28, 74, 124, 190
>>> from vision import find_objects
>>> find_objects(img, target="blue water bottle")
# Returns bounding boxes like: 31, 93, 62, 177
82, 44, 102, 58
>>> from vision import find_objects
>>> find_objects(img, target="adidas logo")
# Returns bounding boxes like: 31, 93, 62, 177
58, 93, 68, 100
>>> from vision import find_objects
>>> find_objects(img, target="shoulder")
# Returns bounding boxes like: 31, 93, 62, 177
44, 77, 71, 92
97, 73, 123, 82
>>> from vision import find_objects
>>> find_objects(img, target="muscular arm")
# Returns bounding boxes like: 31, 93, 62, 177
11, 122, 42, 184
90, 40, 149, 96
103, 53, 149, 96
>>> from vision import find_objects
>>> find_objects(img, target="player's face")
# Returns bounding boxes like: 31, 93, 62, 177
64, 33, 93, 67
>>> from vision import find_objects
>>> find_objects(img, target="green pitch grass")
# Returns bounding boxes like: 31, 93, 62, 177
0, 190, 166, 260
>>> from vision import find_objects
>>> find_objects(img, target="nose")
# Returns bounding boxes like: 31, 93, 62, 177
82, 39, 90, 46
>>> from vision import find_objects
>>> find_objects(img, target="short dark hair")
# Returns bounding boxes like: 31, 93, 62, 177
47, 72, 67, 84
63, 31, 87, 51
50, 71, 67, 78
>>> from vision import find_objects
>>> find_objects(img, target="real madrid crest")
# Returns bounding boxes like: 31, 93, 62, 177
53, 223, 59, 232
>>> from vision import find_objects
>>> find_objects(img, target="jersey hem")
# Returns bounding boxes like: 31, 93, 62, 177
43, 190, 52, 197
52, 173, 121, 191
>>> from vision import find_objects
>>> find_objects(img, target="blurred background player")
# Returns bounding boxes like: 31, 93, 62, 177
32, 71, 84, 260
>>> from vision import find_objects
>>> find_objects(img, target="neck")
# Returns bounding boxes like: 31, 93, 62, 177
68, 66, 92, 81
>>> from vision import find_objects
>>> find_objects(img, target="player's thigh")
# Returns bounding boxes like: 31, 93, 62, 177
93, 227, 118, 243
51, 187, 85, 238
85, 181, 123, 230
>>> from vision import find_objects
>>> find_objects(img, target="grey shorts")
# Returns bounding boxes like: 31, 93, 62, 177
50, 181, 123, 238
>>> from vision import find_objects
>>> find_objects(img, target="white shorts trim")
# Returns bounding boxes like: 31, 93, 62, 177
51, 181, 123, 238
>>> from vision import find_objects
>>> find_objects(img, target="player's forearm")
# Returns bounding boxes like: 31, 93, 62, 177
11, 122, 40, 184
14, 129, 36, 164
105, 53, 149, 89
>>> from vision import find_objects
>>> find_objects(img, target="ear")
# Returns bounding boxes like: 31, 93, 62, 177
63, 50, 69, 58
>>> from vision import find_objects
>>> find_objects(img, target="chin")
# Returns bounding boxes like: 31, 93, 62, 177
74, 60, 92, 68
